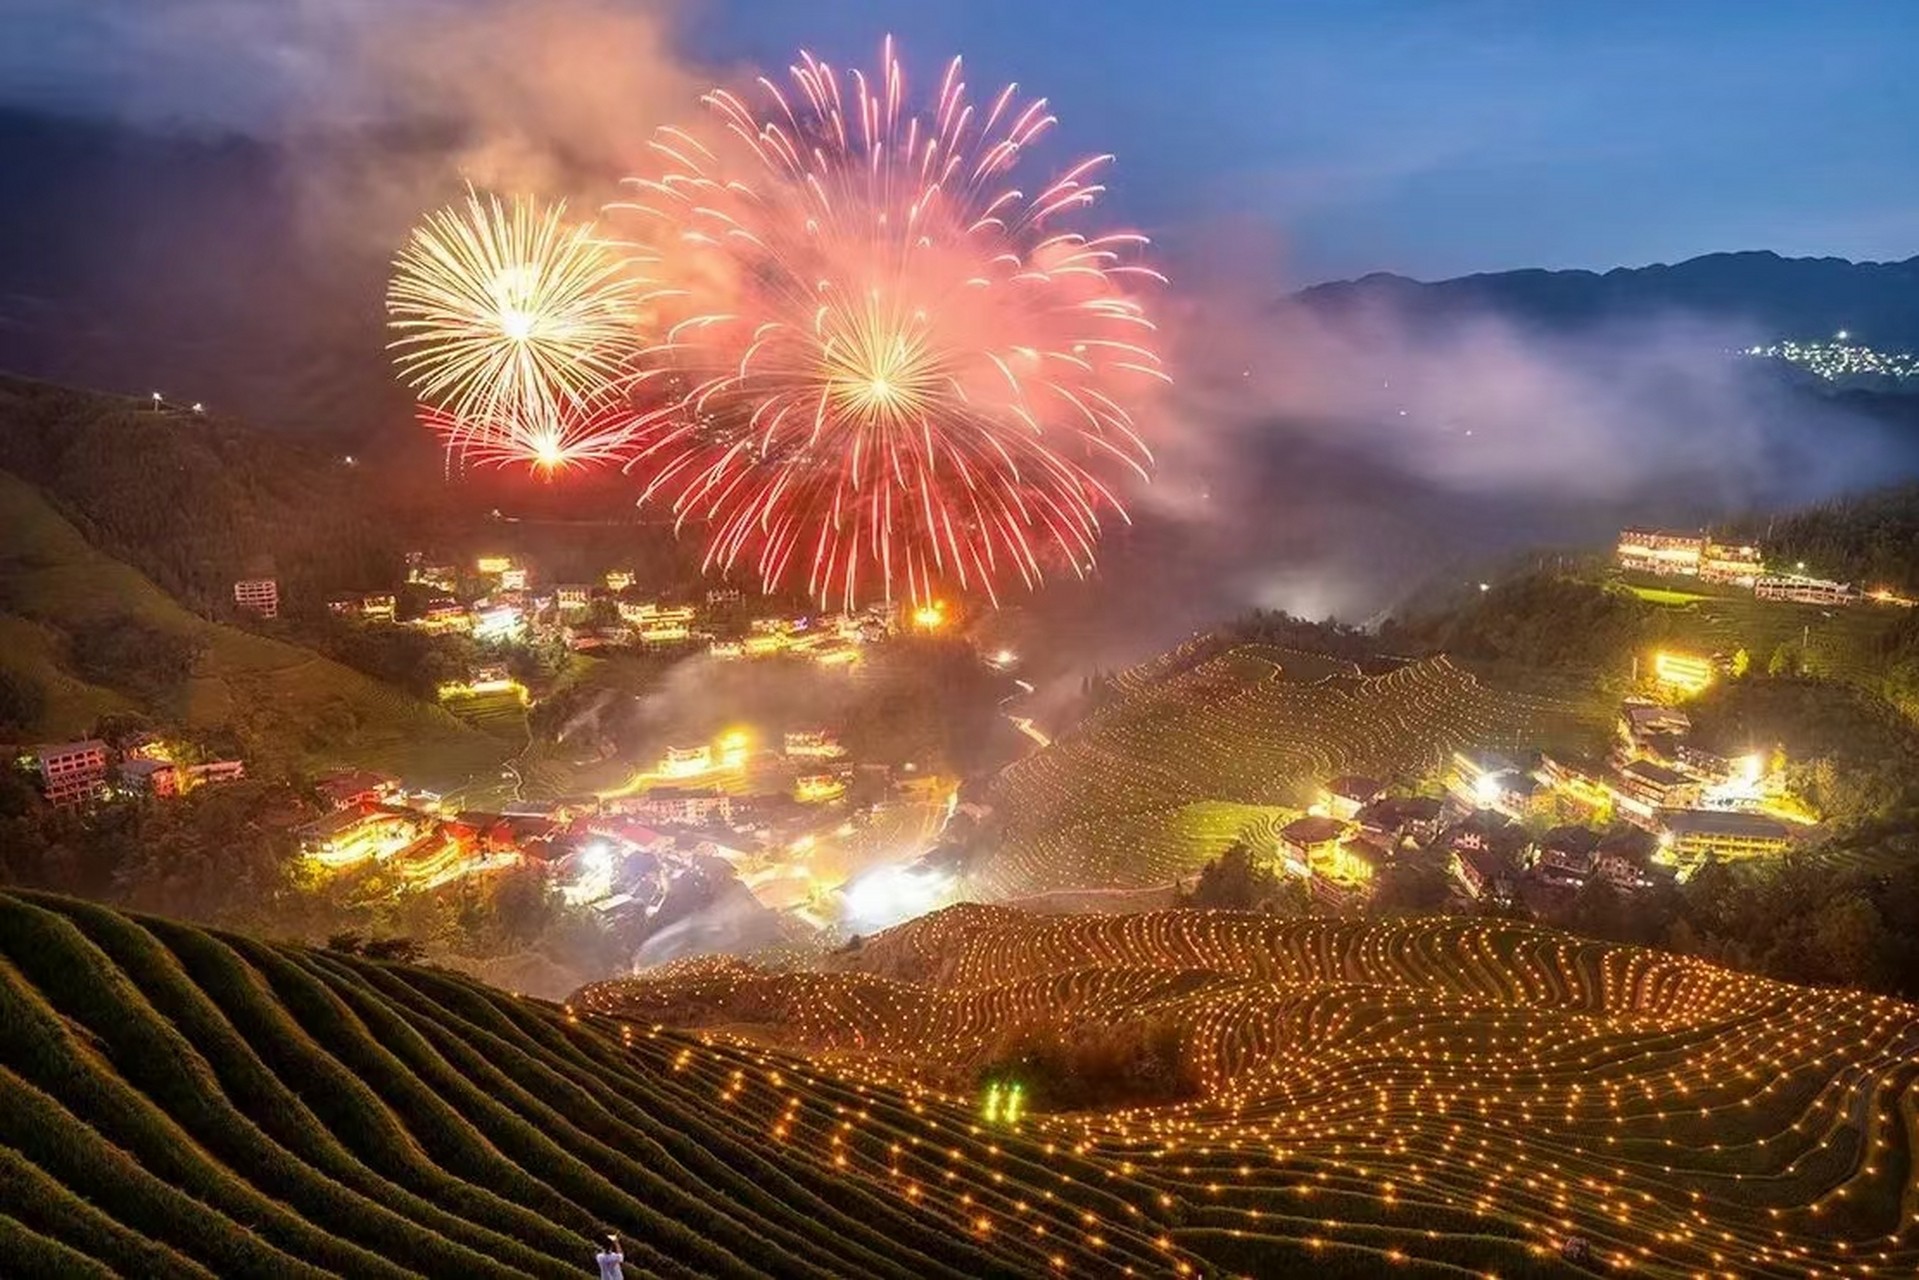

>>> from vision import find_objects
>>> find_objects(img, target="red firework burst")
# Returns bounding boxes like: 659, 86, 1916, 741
605, 37, 1166, 607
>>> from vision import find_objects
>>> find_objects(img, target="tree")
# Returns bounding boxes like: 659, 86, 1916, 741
1186, 841, 1284, 911
69, 615, 204, 704
1766, 643, 1799, 678
0, 668, 46, 735
1370, 860, 1450, 914
1806, 893, 1890, 988
1730, 647, 1751, 679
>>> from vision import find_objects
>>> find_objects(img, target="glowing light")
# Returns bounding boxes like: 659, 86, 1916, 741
387, 190, 638, 468
607, 39, 1166, 607
1651, 650, 1713, 696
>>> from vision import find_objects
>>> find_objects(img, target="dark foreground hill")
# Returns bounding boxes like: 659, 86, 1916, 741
0, 890, 1228, 1279
10, 887, 1919, 1276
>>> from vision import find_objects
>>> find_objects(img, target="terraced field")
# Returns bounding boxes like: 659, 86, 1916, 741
584, 904, 1919, 1279
0, 889, 1204, 1279
980, 648, 1598, 897
1640, 589, 1901, 688
442, 688, 531, 739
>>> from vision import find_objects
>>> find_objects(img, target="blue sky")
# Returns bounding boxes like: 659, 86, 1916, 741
685, 0, 1919, 280
5, 0, 1914, 283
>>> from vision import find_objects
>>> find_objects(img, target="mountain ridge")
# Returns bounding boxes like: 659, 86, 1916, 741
1296, 248, 1919, 348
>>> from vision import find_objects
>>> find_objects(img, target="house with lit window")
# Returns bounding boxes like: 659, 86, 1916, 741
33, 739, 110, 806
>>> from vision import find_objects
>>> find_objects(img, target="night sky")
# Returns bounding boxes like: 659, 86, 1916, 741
3, 0, 1913, 284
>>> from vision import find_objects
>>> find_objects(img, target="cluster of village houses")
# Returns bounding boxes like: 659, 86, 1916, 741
1276, 689, 1801, 911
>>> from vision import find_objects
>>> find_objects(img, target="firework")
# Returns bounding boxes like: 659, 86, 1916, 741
606, 38, 1166, 606
420, 396, 639, 476
387, 190, 638, 438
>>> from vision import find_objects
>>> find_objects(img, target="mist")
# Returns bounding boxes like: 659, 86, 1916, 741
1009, 251, 1919, 673
3, 3, 1917, 680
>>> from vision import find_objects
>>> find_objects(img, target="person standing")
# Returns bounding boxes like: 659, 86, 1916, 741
593, 1232, 624, 1279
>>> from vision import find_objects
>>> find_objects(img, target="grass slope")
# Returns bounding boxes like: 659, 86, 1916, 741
0, 471, 500, 781
586, 904, 1919, 1279
1, 889, 1221, 1279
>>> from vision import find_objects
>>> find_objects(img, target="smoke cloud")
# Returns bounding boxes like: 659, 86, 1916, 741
1013, 229, 1919, 667
5, 3, 1916, 673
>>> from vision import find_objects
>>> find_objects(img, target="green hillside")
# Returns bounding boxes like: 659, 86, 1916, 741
0, 890, 1207, 1279
0, 470, 501, 782
981, 648, 1601, 896
0, 372, 410, 613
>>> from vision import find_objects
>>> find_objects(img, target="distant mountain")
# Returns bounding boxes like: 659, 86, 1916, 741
1297, 250, 1919, 350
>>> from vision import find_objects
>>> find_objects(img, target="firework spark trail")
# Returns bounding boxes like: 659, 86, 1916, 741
386, 189, 639, 461
418, 397, 640, 476
607, 37, 1167, 607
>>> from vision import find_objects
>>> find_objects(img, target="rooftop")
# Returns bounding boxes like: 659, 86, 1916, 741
35, 739, 107, 759
1325, 774, 1384, 802
1280, 815, 1349, 847
1539, 824, 1601, 855
1620, 759, 1690, 788
1661, 809, 1792, 841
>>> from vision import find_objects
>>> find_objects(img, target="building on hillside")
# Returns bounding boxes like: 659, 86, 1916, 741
1448, 750, 1517, 803
1437, 808, 1524, 856
613, 788, 735, 825
1659, 809, 1793, 860
1700, 540, 1762, 586
359, 593, 397, 622
1329, 837, 1387, 885
1615, 529, 1760, 584
619, 600, 697, 643
1532, 824, 1600, 886
1319, 774, 1385, 821
660, 744, 712, 777
471, 602, 524, 641
1353, 795, 1445, 847
783, 730, 846, 760
556, 584, 592, 612
119, 757, 179, 798
299, 806, 429, 868
327, 595, 360, 616
233, 578, 279, 618
1536, 751, 1613, 808
1591, 827, 1663, 891
1616, 759, 1701, 813
314, 769, 399, 811
794, 772, 847, 803
1755, 574, 1856, 606
1451, 846, 1514, 901
1618, 702, 1691, 748
1278, 815, 1349, 876
1616, 528, 1707, 576
33, 739, 109, 806
185, 760, 246, 787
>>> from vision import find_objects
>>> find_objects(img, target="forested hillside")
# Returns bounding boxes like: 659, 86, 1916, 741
0, 469, 497, 779
0, 373, 427, 613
